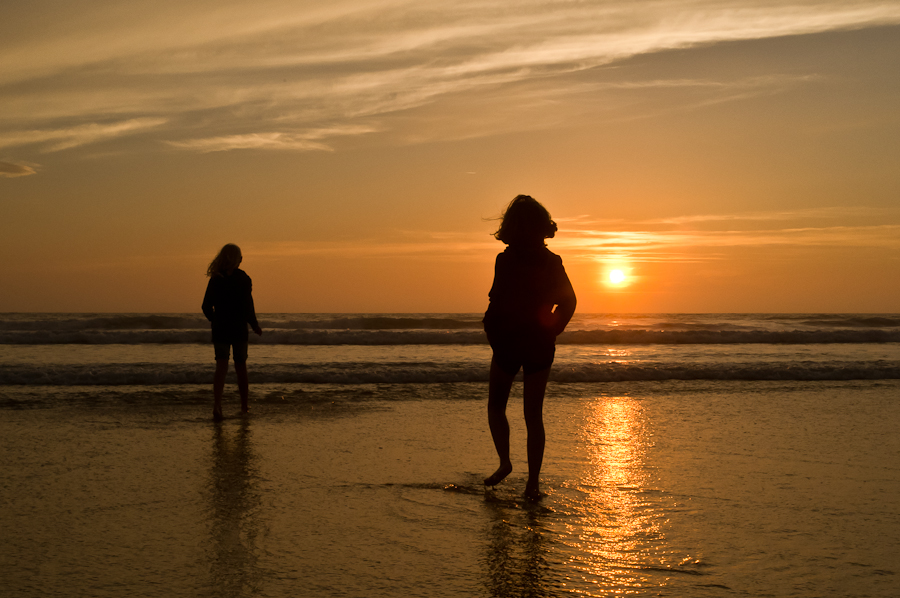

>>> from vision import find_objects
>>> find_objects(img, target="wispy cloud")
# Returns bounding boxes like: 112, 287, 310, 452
230, 207, 900, 264
641, 206, 899, 225
558, 210, 900, 262
167, 125, 379, 152
0, 118, 167, 152
168, 133, 331, 153
561, 224, 900, 253
244, 230, 497, 261
2, 1, 898, 152
0, 161, 37, 178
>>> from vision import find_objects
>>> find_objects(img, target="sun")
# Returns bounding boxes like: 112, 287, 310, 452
609, 269, 626, 284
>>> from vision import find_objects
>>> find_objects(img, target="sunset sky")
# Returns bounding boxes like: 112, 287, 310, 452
2, 0, 898, 313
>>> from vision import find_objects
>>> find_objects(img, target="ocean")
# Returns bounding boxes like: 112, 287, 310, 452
1, 313, 899, 597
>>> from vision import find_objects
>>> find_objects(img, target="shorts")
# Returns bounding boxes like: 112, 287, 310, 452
487, 330, 555, 376
214, 341, 249, 362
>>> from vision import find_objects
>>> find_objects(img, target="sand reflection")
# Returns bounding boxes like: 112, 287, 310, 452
570, 396, 663, 592
206, 418, 264, 598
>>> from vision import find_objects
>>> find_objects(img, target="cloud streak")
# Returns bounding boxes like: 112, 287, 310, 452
0, 161, 37, 178
233, 207, 900, 264
0, 118, 167, 152
167, 124, 379, 152
559, 224, 900, 257
2, 1, 899, 152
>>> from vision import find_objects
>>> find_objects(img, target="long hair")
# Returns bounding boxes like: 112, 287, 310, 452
207, 243, 242, 277
493, 195, 557, 245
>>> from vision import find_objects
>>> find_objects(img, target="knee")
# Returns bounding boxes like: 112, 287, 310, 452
487, 402, 506, 415
523, 409, 544, 429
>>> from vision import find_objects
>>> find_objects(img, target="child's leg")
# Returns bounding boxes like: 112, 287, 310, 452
213, 358, 229, 420
234, 360, 249, 412
485, 358, 516, 485
522, 367, 550, 499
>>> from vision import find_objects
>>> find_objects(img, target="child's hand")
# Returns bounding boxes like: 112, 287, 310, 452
253, 325, 263, 336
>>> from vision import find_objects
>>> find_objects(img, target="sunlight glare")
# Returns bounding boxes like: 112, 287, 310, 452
609, 269, 626, 284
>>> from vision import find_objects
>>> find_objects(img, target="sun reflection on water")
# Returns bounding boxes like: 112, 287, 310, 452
564, 396, 666, 594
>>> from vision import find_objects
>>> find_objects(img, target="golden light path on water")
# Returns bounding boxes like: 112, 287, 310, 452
565, 395, 665, 594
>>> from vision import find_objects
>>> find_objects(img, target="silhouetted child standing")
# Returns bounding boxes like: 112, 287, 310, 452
482, 195, 576, 499
202, 243, 262, 421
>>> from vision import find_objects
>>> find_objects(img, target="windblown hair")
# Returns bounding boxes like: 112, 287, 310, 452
207, 243, 242, 277
493, 195, 557, 245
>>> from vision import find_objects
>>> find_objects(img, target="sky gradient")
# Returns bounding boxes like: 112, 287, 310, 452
2, 0, 899, 313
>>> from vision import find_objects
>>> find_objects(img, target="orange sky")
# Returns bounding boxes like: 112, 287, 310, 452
1, 1, 899, 313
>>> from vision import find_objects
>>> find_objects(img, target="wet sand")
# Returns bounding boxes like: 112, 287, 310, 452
1, 380, 898, 597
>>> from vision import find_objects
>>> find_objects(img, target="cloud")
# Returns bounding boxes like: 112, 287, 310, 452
244, 232, 496, 262
167, 125, 378, 152
0, 118, 167, 152
227, 207, 900, 265
168, 133, 331, 153
0, 161, 37, 178
1, 1, 898, 152
557, 224, 900, 263
642, 206, 900, 225
514, 206, 900, 263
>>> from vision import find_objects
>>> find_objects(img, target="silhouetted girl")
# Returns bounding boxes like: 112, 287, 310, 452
202, 243, 262, 421
482, 195, 576, 499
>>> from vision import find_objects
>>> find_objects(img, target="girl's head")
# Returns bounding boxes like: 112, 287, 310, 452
493, 195, 557, 246
207, 243, 242, 277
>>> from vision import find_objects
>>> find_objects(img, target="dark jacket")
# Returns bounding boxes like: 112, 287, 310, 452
483, 244, 576, 343
201, 268, 259, 344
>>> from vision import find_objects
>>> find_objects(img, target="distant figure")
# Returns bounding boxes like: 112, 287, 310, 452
202, 244, 262, 421
482, 195, 576, 500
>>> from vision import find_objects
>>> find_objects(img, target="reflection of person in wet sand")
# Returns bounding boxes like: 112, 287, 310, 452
202, 243, 262, 421
484, 502, 551, 598
208, 418, 262, 595
482, 196, 576, 500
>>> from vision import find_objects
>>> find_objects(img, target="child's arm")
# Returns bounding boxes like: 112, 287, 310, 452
248, 298, 262, 336
246, 279, 263, 336
552, 262, 577, 336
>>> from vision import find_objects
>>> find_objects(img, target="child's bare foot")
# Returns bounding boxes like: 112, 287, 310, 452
212, 408, 224, 422
484, 462, 513, 486
524, 480, 542, 501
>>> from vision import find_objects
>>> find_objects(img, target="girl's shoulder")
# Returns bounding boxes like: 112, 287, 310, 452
233, 268, 253, 287
212, 268, 252, 287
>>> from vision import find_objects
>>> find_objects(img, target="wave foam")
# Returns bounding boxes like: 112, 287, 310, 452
2, 360, 897, 385
2, 328, 899, 345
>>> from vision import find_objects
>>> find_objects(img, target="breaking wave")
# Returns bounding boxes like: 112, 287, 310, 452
1, 313, 898, 345
2, 360, 898, 385
1, 328, 899, 345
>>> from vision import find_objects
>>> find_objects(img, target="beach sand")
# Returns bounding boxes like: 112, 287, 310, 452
2, 380, 899, 597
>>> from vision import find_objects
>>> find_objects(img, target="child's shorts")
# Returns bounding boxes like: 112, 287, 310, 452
214, 341, 249, 362
487, 332, 555, 376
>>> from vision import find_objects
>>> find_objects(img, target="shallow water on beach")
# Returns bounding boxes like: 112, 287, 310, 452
2, 380, 898, 597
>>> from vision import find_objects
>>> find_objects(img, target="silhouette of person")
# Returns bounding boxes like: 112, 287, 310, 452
202, 243, 262, 421
482, 196, 576, 500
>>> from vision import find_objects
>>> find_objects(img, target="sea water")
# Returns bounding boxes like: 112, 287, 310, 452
1, 313, 898, 596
